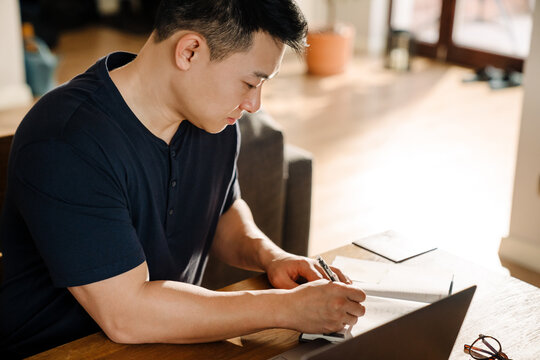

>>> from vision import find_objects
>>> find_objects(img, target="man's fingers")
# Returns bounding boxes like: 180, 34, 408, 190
345, 302, 366, 318
271, 272, 302, 290
288, 258, 353, 284
343, 313, 359, 326
298, 262, 325, 282
346, 287, 366, 303
331, 281, 366, 303
331, 266, 352, 284
312, 263, 332, 281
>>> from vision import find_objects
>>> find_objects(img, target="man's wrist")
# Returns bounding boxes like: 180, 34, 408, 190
255, 237, 289, 273
256, 288, 296, 329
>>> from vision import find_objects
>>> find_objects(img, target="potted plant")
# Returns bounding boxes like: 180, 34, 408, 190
305, 0, 355, 76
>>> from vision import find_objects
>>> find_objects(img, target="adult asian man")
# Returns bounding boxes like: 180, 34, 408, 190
0, 1, 366, 358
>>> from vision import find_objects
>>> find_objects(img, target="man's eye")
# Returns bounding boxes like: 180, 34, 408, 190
244, 82, 256, 89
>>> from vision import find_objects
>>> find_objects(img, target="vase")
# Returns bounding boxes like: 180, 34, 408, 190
306, 24, 355, 76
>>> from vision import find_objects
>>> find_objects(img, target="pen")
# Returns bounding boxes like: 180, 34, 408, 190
316, 255, 339, 282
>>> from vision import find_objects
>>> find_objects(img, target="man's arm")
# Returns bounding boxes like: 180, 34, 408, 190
69, 260, 366, 344
68, 199, 365, 345
210, 199, 350, 288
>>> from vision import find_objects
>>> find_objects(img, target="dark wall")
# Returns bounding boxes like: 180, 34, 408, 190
20, 0, 159, 49
0, 136, 12, 219
0, 135, 12, 279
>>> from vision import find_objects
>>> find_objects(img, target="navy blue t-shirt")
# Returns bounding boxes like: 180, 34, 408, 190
0, 52, 240, 358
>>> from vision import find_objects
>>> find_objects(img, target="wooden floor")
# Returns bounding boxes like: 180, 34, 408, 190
6, 25, 540, 287
263, 54, 540, 287
265, 56, 522, 259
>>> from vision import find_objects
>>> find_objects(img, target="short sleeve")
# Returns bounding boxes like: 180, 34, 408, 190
222, 167, 240, 214
220, 122, 241, 214
13, 140, 145, 287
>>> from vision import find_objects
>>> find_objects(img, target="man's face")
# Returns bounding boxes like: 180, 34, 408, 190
176, 31, 286, 134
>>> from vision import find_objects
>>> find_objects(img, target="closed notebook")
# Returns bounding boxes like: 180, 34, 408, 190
353, 230, 437, 263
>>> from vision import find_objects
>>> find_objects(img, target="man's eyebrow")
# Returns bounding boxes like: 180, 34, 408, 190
252, 70, 279, 80
252, 71, 270, 79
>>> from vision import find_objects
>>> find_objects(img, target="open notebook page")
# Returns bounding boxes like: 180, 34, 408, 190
333, 256, 453, 302
300, 257, 453, 343
300, 295, 427, 342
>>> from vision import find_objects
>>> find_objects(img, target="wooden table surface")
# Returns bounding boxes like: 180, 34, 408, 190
28, 244, 540, 360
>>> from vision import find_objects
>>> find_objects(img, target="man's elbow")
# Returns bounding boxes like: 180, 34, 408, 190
99, 315, 144, 345
99, 315, 198, 345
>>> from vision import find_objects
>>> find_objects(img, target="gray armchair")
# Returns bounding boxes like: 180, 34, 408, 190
202, 110, 313, 290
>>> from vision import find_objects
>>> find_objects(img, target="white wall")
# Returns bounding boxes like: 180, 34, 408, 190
500, 4, 540, 273
297, 0, 390, 56
0, 0, 33, 110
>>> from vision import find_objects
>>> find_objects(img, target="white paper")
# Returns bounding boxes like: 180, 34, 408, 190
333, 256, 453, 302
301, 295, 427, 343
350, 295, 428, 336
300, 257, 453, 343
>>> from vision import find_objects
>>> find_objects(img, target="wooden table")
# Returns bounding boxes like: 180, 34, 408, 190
28, 244, 540, 360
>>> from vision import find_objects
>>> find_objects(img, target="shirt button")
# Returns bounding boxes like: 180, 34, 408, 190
171, 150, 176, 158
168, 209, 174, 216
171, 180, 177, 188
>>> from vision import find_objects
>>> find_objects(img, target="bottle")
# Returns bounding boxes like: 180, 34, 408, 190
22, 22, 58, 96
22, 22, 39, 53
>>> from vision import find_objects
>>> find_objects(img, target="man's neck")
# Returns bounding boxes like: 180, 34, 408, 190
109, 45, 184, 145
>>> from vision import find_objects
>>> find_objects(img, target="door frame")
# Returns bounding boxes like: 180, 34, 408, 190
389, 0, 525, 71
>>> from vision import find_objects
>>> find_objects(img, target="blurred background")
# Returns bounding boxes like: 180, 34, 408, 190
1, 0, 539, 287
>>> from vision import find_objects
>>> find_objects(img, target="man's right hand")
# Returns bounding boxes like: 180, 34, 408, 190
283, 279, 366, 334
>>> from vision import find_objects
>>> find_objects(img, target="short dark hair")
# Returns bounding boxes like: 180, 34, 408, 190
153, 0, 308, 61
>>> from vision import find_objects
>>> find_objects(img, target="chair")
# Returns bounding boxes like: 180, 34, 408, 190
202, 110, 313, 289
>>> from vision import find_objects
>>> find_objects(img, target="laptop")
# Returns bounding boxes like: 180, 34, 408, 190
268, 285, 476, 360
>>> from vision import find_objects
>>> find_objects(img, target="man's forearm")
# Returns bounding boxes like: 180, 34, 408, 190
113, 280, 290, 344
211, 199, 287, 273
70, 262, 292, 345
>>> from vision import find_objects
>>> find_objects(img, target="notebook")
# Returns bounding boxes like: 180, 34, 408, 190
332, 256, 454, 303
267, 286, 476, 360
300, 257, 454, 342
353, 230, 437, 263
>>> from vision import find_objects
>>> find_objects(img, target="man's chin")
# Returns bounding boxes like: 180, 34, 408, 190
187, 119, 229, 134
202, 124, 230, 134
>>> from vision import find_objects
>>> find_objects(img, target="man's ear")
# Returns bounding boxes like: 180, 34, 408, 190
174, 33, 207, 71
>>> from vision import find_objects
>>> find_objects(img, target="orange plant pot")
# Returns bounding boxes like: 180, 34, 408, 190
306, 25, 355, 76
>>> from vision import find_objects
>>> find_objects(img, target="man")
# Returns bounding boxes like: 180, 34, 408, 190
0, 1, 366, 358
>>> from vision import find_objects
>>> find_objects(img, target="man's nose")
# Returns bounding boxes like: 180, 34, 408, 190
240, 87, 262, 113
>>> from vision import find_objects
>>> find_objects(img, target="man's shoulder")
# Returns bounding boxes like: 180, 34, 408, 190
16, 60, 111, 141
